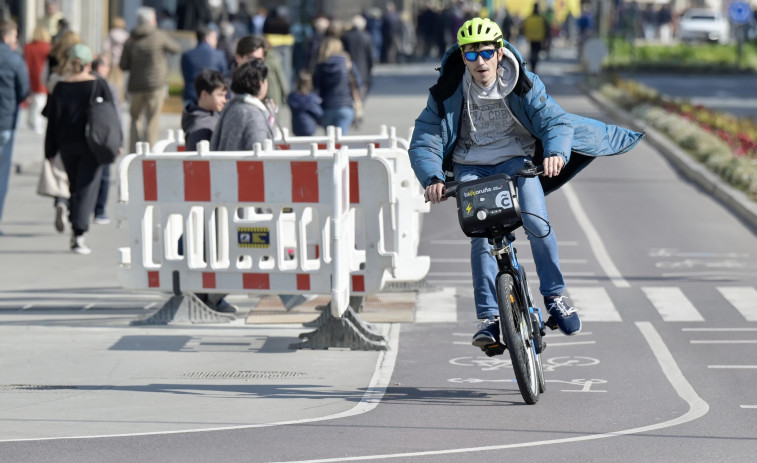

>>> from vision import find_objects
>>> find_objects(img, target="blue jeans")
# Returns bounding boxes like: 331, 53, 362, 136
322, 106, 355, 135
454, 157, 565, 320
0, 129, 15, 221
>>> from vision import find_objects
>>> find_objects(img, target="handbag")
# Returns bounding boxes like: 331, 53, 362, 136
86, 78, 122, 164
36, 154, 70, 198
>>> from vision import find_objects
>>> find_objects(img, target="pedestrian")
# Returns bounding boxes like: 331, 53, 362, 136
102, 17, 129, 104
380, 2, 401, 63
341, 15, 374, 102
38, 1, 64, 38
303, 15, 329, 72
119, 6, 181, 153
43, 29, 81, 233
181, 69, 228, 151
229, 35, 288, 121
409, 18, 643, 349
180, 69, 235, 313
23, 25, 52, 135
180, 23, 228, 106
0, 19, 30, 236
44, 44, 120, 254
210, 59, 272, 151
312, 37, 361, 135
262, 6, 295, 89
287, 69, 322, 136
521, 4, 549, 73
90, 55, 122, 225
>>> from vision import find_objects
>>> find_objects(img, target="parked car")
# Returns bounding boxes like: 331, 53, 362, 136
678, 8, 731, 44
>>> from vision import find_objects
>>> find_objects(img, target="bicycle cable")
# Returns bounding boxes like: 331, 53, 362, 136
521, 211, 551, 239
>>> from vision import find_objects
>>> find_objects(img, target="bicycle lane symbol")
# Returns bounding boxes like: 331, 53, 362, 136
448, 356, 607, 392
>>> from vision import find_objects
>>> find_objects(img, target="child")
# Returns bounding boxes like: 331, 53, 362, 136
287, 70, 323, 136
181, 69, 228, 151
179, 69, 234, 312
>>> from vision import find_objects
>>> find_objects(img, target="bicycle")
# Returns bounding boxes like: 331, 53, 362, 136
442, 161, 549, 404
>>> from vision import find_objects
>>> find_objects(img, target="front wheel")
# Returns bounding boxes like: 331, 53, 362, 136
497, 273, 540, 404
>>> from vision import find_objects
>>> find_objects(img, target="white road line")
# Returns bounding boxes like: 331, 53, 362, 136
430, 240, 579, 246
415, 287, 457, 323
426, 279, 471, 285
642, 287, 704, 322
562, 184, 629, 288
691, 340, 757, 344
567, 287, 622, 322
683, 328, 757, 332
547, 340, 597, 347
268, 321, 707, 463
741, 405, 757, 409
0, 324, 402, 443
708, 365, 757, 369
718, 287, 757, 322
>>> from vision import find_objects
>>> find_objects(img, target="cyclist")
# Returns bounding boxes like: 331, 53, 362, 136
408, 17, 643, 349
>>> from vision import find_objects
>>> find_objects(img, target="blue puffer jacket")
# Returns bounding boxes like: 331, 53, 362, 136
409, 44, 644, 194
0, 42, 30, 131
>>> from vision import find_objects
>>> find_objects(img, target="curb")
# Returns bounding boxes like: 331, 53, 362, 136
584, 87, 757, 234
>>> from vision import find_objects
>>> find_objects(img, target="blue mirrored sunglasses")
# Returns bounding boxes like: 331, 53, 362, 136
463, 49, 496, 62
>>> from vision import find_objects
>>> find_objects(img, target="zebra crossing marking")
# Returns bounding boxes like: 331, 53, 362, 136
642, 287, 704, 322
567, 287, 622, 322
717, 287, 757, 322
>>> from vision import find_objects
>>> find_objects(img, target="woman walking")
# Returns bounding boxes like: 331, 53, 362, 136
44, 44, 119, 254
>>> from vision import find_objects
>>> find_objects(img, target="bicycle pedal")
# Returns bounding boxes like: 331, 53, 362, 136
545, 316, 559, 331
483, 343, 506, 357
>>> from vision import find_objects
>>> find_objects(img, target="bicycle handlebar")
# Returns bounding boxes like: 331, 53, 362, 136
441, 162, 544, 199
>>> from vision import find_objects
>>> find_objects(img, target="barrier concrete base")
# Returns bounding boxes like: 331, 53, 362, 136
291, 305, 388, 350
130, 293, 236, 325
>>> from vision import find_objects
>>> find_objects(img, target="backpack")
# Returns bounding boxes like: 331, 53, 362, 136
86, 78, 122, 164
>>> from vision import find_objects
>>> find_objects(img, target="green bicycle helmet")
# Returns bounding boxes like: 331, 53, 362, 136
457, 17, 504, 49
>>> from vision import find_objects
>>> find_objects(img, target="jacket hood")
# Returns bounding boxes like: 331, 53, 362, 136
181, 103, 215, 131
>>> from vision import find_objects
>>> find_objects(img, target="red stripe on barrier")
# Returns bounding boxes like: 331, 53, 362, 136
374, 143, 380, 148
184, 160, 211, 202
349, 161, 359, 204
243, 273, 270, 290
237, 161, 265, 202
352, 275, 365, 292
291, 161, 319, 203
202, 272, 216, 289
143, 160, 157, 201
296, 274, 310, 291
316, 143, 342, 149
276, 144, 291, 150
177, 145, 186, 152
148, 271, 160, 288
315, 244, 320, 259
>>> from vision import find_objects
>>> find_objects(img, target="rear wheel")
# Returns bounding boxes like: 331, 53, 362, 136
497, 273, 539, 404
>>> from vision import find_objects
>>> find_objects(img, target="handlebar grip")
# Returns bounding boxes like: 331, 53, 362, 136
442, 181, 459, 199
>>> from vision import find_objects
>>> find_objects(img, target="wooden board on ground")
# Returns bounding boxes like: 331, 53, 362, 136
245, 293, 416, 324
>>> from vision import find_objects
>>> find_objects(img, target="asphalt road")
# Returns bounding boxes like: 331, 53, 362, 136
1, 46, 756, 462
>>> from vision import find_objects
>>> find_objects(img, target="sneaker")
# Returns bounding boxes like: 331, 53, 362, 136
545, 296, 581, 335
472, 318, 500, 349
55, 203, 68, 233
93, 215, 111, 225
70, 235, 92, 255
214, 299, 239, 313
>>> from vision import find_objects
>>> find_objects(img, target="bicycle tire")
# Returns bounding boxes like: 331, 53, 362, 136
497, 273, 540, 404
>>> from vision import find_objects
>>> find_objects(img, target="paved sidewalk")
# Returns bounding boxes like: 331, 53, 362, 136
0, 102, 400, 441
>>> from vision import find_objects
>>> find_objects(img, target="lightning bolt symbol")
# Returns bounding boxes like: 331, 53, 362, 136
466, 203, 472, 214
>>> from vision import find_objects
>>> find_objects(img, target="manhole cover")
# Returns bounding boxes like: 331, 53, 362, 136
0, 384, 79, 391
181, 371, 305, 379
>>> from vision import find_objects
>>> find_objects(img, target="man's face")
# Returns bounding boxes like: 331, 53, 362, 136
199, 87, 228, 112
235, 47, 265, 66
461, 43, 503, 87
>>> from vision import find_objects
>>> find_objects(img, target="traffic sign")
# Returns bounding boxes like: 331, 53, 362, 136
729, 1, 752, 24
